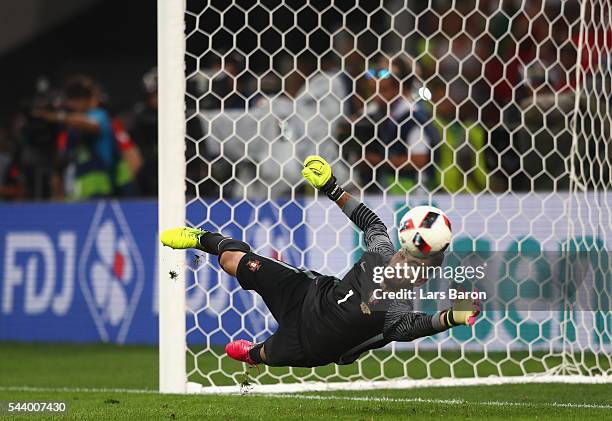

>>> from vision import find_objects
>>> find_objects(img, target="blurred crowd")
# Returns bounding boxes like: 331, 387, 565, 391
0, 69, 158, 201
188, 0, 610, 199
1, 0, 609, 202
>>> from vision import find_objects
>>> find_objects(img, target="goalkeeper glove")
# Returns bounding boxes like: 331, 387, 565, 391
443, 289, 481, 327
302, 155, 345, 201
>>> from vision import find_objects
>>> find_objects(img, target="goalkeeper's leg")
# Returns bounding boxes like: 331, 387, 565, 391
161, 227, 315, 367
160, 227, 250, 275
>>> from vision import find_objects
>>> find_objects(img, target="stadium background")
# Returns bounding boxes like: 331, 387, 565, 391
1, 0, 611, 419
2, 0, 607, 344
2, 195, 610, 347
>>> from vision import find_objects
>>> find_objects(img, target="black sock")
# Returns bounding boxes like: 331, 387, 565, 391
248, 343, 264, 364
197, 232, 225, 255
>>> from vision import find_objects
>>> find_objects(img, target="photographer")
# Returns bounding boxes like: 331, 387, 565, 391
33, 76, 116, 200
359, 56, 439, 194
13, 78, 61, 199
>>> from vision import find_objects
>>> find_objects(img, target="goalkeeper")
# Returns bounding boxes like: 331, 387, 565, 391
161, 156, 480, 368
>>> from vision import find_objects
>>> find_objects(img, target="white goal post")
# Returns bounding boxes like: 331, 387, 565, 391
158, 0, 612, 394
158, 0, 187, 394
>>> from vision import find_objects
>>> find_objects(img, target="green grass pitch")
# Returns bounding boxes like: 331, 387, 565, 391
1, 342, 611, 420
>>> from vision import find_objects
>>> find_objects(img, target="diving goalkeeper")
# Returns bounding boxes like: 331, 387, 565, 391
161, 156, 480, 368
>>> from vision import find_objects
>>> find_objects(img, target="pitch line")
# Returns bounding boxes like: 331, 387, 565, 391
0, 386, 157, 394
1, 386, 612, 410
267, 394, 612, 410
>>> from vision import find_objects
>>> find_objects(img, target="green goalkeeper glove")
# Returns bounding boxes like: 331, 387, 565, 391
302, 155, 345, 201
444, 289, 481, 327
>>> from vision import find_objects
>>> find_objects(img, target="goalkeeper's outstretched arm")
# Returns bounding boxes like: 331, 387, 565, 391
302, 155, 395, 258
301, 155, 481, 328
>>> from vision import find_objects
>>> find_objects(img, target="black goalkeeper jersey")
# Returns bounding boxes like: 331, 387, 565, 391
297, 198, 444, 365
299, 251, 389, 365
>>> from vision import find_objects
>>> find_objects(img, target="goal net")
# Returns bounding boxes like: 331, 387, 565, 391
158, 0, 612, 393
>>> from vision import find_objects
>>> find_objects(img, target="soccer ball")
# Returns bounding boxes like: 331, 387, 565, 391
398, 206, 452, 257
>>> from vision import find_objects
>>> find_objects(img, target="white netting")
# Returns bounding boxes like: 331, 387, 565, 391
178, 0, 612, 390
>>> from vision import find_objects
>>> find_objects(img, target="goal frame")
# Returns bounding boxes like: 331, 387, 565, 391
158, 0, 187, 395
157, 0, 611, 394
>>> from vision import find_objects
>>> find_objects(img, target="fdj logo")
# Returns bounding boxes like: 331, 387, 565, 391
79, 202, 145, 343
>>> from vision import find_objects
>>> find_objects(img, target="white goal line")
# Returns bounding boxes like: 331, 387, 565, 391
265, 393, 612, 411
186, 375, 612, 395
2, 383, 612, 411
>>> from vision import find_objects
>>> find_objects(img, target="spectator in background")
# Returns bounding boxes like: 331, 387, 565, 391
429, 81, 490, 194
33, 76, 116, 200
430, 10, 478, 118
198, 54, 350, 200
228, 73, 301, 199
293, 54, 349, 145
96, 87, 143, 197
286, 54, 350, 193
362, 55, 438, 194
198, 52, 253, 111
0, 127, 23, 200
12, 77, 62, 199
111, 116, 142, 197
125, 67, 158, 196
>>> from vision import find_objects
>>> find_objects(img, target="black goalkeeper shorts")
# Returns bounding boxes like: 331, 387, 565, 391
235, 252, 320, 367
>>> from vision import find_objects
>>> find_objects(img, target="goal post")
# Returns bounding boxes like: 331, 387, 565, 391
157, 0, 187, 394
158, 0, 612, 393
